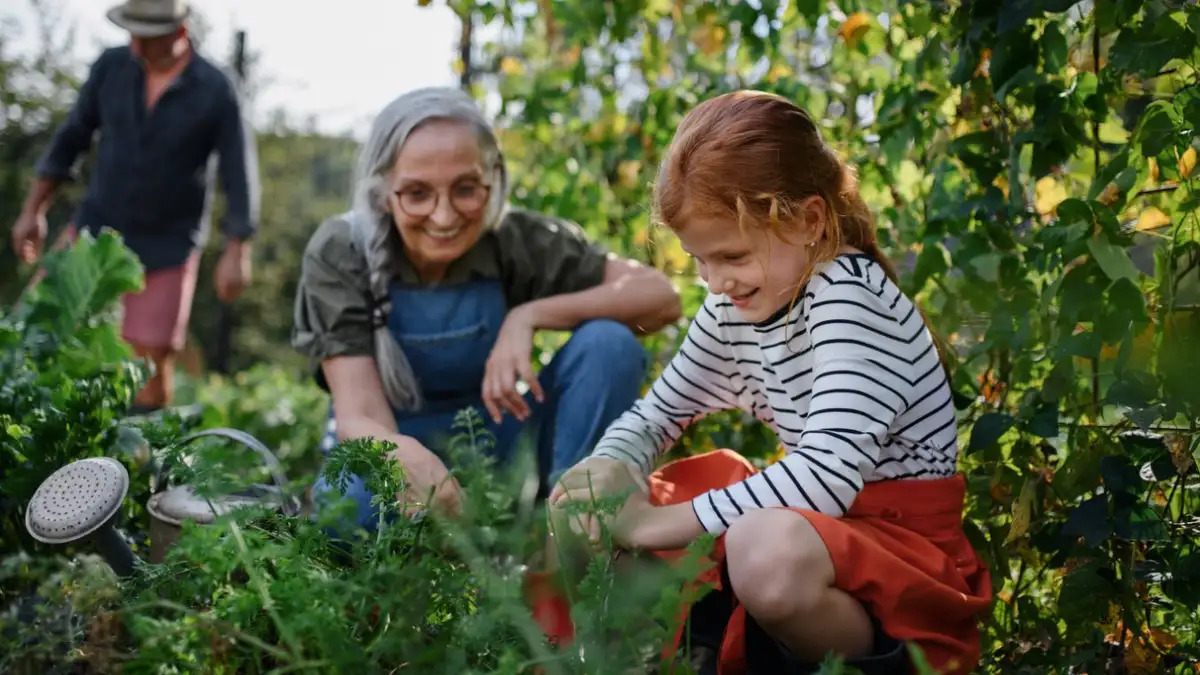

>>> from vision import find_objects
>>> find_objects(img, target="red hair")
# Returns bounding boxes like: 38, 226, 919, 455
654, 90, 899, 285
656, 90, 954, 371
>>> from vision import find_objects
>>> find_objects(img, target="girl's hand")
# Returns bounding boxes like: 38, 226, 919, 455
549, 456, 647, 505
549, 457, 647, 547
611, 495, 705, 551
483, 305, 544, 424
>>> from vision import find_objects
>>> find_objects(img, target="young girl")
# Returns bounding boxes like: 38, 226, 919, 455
549, 91, 993, 675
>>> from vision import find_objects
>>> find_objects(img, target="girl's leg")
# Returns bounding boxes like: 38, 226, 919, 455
724, 509, 875, 662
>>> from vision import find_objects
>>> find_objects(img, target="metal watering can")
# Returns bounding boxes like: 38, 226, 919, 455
23, 427, 301, 576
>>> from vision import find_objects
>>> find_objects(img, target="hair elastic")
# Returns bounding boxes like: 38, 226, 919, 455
369, 296, 392, 331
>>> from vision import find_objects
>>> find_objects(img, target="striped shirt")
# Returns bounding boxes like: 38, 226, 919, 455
591, 253, 959, 534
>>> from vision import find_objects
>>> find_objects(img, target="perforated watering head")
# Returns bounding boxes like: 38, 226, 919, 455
25, 457, 138, 576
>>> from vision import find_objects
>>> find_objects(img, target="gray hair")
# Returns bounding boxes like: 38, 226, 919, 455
347, 86, 509, 412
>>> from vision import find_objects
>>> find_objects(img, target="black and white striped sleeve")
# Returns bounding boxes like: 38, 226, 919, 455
591, 293, 743, 477
690, 277, 909, 533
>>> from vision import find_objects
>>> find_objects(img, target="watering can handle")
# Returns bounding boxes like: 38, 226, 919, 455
155, 427, 300, 517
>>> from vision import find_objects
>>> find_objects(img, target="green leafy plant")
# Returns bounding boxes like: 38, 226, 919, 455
3, 409, 713, 675
0, 229, 150, 558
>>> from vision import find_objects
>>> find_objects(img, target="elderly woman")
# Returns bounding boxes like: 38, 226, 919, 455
292, 87, 681, 531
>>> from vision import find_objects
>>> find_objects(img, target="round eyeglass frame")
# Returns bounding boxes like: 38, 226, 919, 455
392, 183, 492, 219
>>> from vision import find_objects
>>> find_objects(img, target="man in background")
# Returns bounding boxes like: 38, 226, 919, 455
11, 0, 261, 414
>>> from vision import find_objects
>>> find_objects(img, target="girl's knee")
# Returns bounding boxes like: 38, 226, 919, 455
725, 509, 833, 619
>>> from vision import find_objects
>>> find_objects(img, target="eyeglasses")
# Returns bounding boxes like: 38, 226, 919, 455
393, 182, 491, 219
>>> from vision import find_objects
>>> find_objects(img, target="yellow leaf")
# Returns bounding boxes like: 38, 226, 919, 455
838, 12, 871, 49
616, 160, 642, 189
643, 0, 673, 20
499, 56, 524, 76
1149, 157, 1160, 182
992, 174, 1010, 199
1035, 176, 1068, 216
1166, 433, 1195, 475
1099, 321, 1154, 363
767, 62, 793, 84
765, 445, 788, 465
1121, 74, 1145, 96
558, 44, 582, 68
1096, 182, 1120, 206
975, 48, 991, 78
417, 0, 433, 6
1135, 206, 1170, 231
661, 236, 692, 273
691, 21, 728, 57
1179, 146, 1196, 178
1005, 477, 1038, 544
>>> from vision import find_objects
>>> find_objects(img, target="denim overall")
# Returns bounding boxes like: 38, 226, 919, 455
311, 277, 647, 535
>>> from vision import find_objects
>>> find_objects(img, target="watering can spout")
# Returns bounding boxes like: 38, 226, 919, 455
94, 525, 139, 577
24, 457, 140, 577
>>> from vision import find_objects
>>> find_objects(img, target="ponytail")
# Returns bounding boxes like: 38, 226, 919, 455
826, 162, 957, 380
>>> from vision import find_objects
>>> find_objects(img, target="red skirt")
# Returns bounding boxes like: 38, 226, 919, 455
647, 449, 993, 675
45, 224, 201, 352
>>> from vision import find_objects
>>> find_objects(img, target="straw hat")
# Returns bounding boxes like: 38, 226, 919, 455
106, 0, 190, 38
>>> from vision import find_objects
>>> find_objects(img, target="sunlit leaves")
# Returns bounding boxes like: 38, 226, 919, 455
1136, 100, 1184, 158
1088, 234, 1143, 282
440, 1, 1200, 670
1108, 9, 1196, 77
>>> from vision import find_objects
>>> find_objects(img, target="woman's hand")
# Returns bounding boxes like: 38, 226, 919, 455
388, 436, 464, 518
483, 305, 544, 423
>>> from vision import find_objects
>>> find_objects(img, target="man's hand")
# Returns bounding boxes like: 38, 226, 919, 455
12, 211, 47, 265
482, 304, 543, 423
215, 240, 251, 303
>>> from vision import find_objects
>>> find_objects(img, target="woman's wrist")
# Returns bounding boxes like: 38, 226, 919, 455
515, 296, 567, 331
387, 433, 429, 460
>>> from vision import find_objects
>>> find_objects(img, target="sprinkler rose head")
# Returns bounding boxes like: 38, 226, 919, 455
25, 456, 137, 576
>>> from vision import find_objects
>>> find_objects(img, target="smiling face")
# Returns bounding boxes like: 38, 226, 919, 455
673, 202, 822, 323
386, 119, 491, 282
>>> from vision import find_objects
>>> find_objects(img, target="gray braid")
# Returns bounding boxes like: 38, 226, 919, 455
347, 87, 509, 412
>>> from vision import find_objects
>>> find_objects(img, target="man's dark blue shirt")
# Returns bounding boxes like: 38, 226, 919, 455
36, 45, 260, 272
